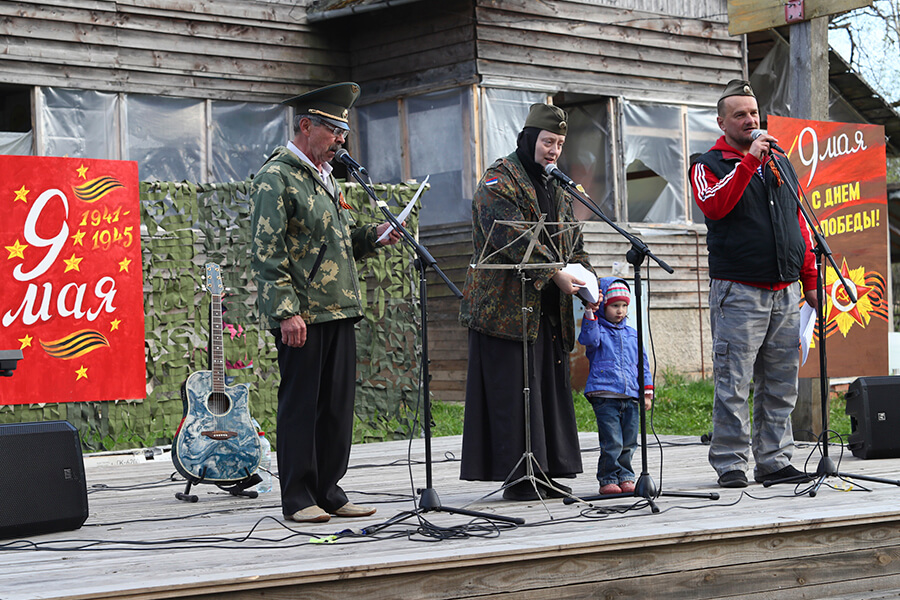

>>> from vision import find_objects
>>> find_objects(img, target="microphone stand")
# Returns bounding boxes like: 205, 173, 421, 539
345, 166, 523, 525
552, 171, 720, 511
762, 152, 900, 495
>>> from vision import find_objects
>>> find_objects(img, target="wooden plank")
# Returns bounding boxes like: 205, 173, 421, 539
476, 39, 733, 88
727, 0, 872, 36
0, 33, 344, 84
476, 8, 742, 58
5, 433, 900, 599
0, 58, 343, 102
479, 0, 736, 38
0, 3, 328, 45
476, 60, 733, 105
350, 25, 475, 68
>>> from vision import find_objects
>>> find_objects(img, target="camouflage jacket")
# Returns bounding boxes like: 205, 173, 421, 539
250, 146, 379, 329
459, 152, 593, 350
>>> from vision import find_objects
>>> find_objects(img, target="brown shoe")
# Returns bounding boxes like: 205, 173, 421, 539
286, 505, 330, 523
332, 502, 376, 518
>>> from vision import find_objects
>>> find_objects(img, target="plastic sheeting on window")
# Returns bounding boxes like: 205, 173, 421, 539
622, 101, 686, 224
124, 94, 204, 182
356, 100, 402, 184
40, 88, 119, 159
36, 87, 290, 183
211, 101, 287, 183
480, 88, 546, 167
0, 131, 32, 155
407, 88, 472, 227
750, 38, 869, 126
557, 100, 616, 222
687, 106, 722, 223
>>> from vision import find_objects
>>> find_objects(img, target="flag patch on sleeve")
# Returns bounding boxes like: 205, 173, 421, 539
484, 177, 499, 186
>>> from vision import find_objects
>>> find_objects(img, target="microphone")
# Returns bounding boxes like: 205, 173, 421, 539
334, 149, 368, 177
543, 162, 576, 187
751, 129, 786, 154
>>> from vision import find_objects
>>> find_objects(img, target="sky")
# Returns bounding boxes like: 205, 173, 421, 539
828, 0, 900, 105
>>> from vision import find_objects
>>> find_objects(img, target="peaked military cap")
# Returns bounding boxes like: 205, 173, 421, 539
523, 103, 568, 135
719, 79, 755, 101
282, 82, 361, 131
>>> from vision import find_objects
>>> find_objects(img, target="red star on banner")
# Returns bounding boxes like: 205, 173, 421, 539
825, 258, 873, 326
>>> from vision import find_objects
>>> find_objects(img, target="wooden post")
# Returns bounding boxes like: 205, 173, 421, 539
788, 15, 830, 121
789, 14, 829, 436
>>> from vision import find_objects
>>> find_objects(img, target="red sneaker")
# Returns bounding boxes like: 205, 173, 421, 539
619, 481, 636, 493
599, 483, 623, 495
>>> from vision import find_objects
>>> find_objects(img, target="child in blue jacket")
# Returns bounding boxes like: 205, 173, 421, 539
578, 277, 654, 495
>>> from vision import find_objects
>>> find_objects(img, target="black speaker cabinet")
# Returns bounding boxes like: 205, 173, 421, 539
0, 421, 88, 539
845, 376, 900, 459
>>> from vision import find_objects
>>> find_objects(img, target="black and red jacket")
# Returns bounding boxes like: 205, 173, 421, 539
690, 136, 816, 292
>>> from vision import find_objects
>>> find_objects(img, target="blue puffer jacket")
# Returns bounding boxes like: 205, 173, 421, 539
578, 277, 653, 398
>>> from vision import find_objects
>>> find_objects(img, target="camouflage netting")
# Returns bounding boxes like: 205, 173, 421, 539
0, 179, 424, 451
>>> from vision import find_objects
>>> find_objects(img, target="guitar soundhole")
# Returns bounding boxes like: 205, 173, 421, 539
207, 392, 231, 416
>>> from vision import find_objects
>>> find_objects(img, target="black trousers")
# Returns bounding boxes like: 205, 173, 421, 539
273, 319, 356, 515
459, 315, 582, 482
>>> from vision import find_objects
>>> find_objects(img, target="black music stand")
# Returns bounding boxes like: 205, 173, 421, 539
345, 168, 523, 526
554, 184, 720, 512
464, 217, 588, 514
763, 154, 900, 495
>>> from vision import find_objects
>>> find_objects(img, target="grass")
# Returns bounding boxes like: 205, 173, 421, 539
427, 369, 853, 441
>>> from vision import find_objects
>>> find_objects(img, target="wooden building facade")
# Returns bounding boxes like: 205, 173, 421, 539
2, 0, 897, 402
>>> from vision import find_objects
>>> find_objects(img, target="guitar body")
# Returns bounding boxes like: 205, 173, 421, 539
172, 370, 261, 484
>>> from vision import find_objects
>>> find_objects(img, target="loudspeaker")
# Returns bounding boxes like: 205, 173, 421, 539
0, 420, 88, 539
845, 376, 900, 459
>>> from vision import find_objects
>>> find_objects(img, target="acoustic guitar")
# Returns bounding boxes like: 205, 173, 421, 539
172, 263, 261, 492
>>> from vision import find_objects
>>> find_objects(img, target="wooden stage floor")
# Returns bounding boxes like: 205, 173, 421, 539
4, 433, 900, 600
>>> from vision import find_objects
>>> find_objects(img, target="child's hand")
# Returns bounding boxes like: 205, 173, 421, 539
582, 291, 602, 317
644, 390, 653, 411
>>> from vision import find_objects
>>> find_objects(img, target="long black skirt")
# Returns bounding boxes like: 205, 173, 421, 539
459, 316, 582, 482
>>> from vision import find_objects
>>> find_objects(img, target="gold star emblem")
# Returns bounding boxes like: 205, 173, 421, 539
110, 319, 121, 331
63, 253, 84, 272
14, 185, 29, 202
19, 335, 33, 349
71, 230, 86, 246
76, 164, 88, 179
5, 239, 27, 259
76, 365, 88, 380
118, 257, 132, 272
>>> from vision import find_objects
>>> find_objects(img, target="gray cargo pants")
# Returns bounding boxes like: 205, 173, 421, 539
708, 279, 801, 479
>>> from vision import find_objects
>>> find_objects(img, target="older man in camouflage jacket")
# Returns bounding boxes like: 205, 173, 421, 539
250, 82, 401, 523
459, 103, 598, 501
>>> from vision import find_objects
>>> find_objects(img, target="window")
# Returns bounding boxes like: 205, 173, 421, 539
34, 87, 287, 182
0, 84, 33, 155
622, 102, 687, 223
355, 87, 476, 227
556, 98, 616, 222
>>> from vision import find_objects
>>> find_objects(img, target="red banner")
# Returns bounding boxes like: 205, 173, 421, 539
1, 156, 146, 405
769, 116, 890, 378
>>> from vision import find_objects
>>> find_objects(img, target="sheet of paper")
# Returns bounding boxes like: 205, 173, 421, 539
562, 263, 598, 304
377, 175, 429, 243
800, 302, 816, 366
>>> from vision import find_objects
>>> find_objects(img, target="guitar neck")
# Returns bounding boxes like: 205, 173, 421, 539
210, 292, 225, 393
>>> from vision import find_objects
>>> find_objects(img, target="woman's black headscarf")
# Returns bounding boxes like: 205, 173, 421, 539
516, 126, 562, 315
515, 127, 557, 223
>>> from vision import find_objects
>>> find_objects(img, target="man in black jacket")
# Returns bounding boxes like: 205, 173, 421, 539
690, 80, 818, 489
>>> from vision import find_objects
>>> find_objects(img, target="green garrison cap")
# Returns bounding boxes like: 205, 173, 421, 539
719, 79, 756, 101
282, 82, 361, 131
523, 103, 568, 135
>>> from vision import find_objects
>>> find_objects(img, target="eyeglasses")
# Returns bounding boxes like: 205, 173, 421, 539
311, 117, 349, 140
